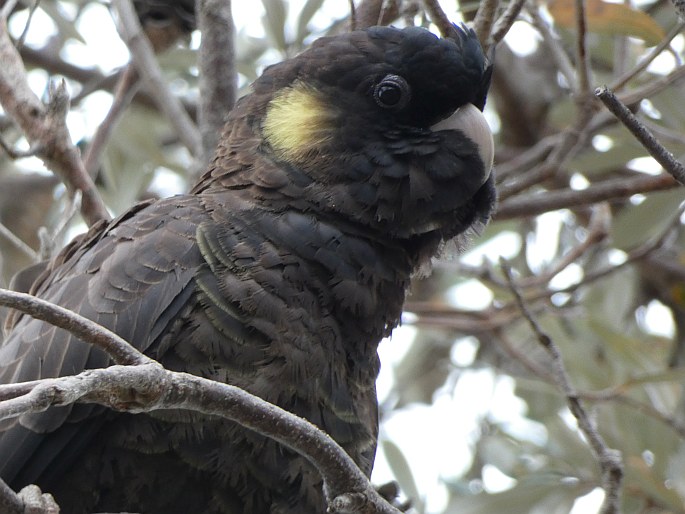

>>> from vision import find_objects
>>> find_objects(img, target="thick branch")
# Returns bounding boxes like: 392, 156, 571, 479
196, 0, 236, 165
0, 288, 150, 366
0, 20, 109, 226
473, 0, 499, 47
0, 363, 400, 514
0, 478, 22, 514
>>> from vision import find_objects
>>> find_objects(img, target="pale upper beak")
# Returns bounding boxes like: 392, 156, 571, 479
430, 103, 494, 185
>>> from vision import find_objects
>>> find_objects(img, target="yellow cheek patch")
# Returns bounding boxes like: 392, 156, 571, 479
262, 83, 337, 163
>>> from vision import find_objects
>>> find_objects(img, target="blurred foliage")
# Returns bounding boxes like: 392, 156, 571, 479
2, 1, 685, 513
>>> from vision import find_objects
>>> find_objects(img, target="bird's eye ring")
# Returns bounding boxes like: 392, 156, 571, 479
374, 75, 410, 110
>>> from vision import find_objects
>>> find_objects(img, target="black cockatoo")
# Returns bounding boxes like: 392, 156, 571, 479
0, 24, 495, 513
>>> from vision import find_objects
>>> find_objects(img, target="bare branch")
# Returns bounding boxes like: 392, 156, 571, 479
551, 203, 685, 297
355, 0, 400, 28
0, 221, 38, 262
490, 0, 526, 46
0, 288, 150, 366
0, 363, 400, 514
349, 0, 357, 30
610, 21, 685, 92
82, 65, 140, 178
574, 0, 592, 96
0, 0, 20, 19
501, 259, 624, 514
0, 19, 109, 226
517, 203, 610, 288
111, 0, 203, 159
422, 0, 453, 38
0, 477, 22, 514
496, 173, 677, 219
473, 0, 499, 46
527, 5, 576, 90
196, 0, 237, 166
596, 86, 685, 186
619, 64, 685, 105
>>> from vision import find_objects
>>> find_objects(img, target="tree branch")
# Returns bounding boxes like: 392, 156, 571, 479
0, 288, 150, 366
489, 0, 526, 47
574, 0, 592, 97
0, 362, 400, 514
422, 0, 454, 38
196, 0, 237, 166
0, 477, 22, 514
473, 0, 499, 47
596, 86, 685, 186
111, 0, 203, 159
496, 173, 677, 220
0, 19, 109, 226
81, 65, 140, 178
0, 287, 399, 513
501, 259, 624, 514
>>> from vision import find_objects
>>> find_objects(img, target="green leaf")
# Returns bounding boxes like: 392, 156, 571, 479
548, 0, 666, 46
610, 188, 685, 250
446, 475, 588, 514
381, 439, 424, 512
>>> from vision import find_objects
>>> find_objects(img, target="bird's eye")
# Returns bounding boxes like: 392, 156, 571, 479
374, 75, 410, 110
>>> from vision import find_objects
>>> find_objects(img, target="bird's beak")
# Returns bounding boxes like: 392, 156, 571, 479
430, 104, 494, 185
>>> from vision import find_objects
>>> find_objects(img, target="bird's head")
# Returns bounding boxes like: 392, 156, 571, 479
220, 25, 495, 256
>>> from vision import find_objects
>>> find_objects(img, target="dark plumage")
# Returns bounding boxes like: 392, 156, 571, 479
0, 25, 495, 513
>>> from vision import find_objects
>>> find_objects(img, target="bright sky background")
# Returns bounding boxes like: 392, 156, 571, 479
7, 1, 681, 512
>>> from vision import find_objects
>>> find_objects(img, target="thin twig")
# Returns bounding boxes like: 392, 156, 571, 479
518, 203, 610, 288
0, 136, 42, 158
111, 0, 203, 158
0, 221, 38, 262
82, 65, 140, 178
574, 0, 591, 96
495, 133, 560, 179
0, 288, 150, 366
501, 259, 624, 514
549, 203, 685, 298
610, 21, 685, 92
15, 0, 40, 50
349, 0, 357, 30
496, 172, 677, 220
596, 86, 685, 186
498, 108, 596, 201
490, 0, 526, 46
619, 64, 685, 105
50, 190, 82, 245
527, 5, 576, 90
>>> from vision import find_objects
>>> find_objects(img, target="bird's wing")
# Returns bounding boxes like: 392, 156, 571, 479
0, 195, 207, 486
